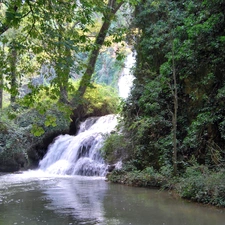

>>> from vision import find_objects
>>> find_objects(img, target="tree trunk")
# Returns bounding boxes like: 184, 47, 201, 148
0, 43, 5, 109
0, 75, 3, 109
58, 44, 71, 104
77, 0, 123, 98
57, 22, 73, 104
10, 42, 18, 104
172, 41, 178, 175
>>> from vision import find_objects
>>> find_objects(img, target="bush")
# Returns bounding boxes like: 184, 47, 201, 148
177, 165, 225, 206
82, 83, 120, 116
107, 166, 166, 188
101, 133, 128, 164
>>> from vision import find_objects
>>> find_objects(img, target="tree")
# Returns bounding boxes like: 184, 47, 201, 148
171, 40, 178, 175
8, 40, 18, 103
0, 0, 136, 110
119, 0, 225, 174
77, 0, 124, 97
0, 0, 95, 104
35, 1, 83, 104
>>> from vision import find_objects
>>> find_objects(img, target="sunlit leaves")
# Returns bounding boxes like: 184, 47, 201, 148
31, 124, 45, 136
44, 115, 57, 127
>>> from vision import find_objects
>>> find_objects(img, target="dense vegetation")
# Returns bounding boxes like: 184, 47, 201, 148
0, 0, 126, 169
125, 0, 225, 172
104, 0, 225, 207
0, 81, 120, 171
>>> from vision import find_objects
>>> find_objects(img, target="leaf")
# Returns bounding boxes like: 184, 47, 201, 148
44, 115, 57, 127
31, 124, 45, 137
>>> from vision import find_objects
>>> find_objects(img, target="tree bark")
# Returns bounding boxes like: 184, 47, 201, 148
0, 43, 5, 109
57, 30, 71, 104
59, 44, 71, 104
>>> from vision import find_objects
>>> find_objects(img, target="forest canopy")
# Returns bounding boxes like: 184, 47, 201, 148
0, 0, 135, 108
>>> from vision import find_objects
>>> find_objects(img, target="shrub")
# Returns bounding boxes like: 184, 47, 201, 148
82, 83, 120, 116
107, 166, 166, 188
177, 165, 225, 206
101, 133, 127, 164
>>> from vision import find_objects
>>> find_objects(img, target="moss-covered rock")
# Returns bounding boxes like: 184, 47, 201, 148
0, 129, 28, 172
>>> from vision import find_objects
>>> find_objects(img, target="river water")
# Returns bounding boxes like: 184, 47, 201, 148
0, 171, 225, 225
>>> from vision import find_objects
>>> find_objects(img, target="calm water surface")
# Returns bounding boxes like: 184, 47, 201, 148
0, 171, 225, 225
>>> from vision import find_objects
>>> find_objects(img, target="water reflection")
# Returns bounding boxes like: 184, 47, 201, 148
42, 177, 107, 224
0, 172, 225, 225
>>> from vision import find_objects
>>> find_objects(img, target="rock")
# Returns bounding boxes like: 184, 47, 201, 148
0, 159, 20, 172
107, 164, 116, 172
14, 152, 28, 168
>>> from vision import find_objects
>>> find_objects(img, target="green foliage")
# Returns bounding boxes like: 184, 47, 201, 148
0, 0, 130, 107
31, 124, 45, 137
82, 83, 120, 116
3, 80, 119, 136
0, 98, 71, 171
177, 165, 225, 206
93, 47, 126, 87
120, 0, 225, 176
107, 166, 165, 187
119, 74, 173, 170
101, 132, 128, 164
0, 117, 29, 171
104, 2, 225, 207
44, 115, 57, 127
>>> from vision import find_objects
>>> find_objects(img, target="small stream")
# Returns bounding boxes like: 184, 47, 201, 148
0, 172, 225, 225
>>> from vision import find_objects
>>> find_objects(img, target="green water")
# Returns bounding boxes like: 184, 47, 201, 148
0, 171, 225, 225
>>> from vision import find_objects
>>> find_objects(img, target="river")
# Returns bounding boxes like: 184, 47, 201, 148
1, 113, 225, 225
0, 171, 225, 225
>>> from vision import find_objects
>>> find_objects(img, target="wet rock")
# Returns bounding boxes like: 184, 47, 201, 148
14, 152, 28, 168
0, 159, 20, 172
107, 164, 116, 172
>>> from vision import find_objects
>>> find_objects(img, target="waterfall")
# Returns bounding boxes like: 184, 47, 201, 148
118, 53, 135, 98
37, 53, 136, 177
39, 114, 118, 177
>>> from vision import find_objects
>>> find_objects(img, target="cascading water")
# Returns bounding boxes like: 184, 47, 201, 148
39, 114, 118, 176
38, 53, 135, 177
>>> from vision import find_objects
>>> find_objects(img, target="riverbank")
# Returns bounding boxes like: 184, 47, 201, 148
107, 164, 225, 207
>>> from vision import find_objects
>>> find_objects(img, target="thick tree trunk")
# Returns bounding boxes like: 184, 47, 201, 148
77, 0, 123, 98
77, 21, 111, 97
